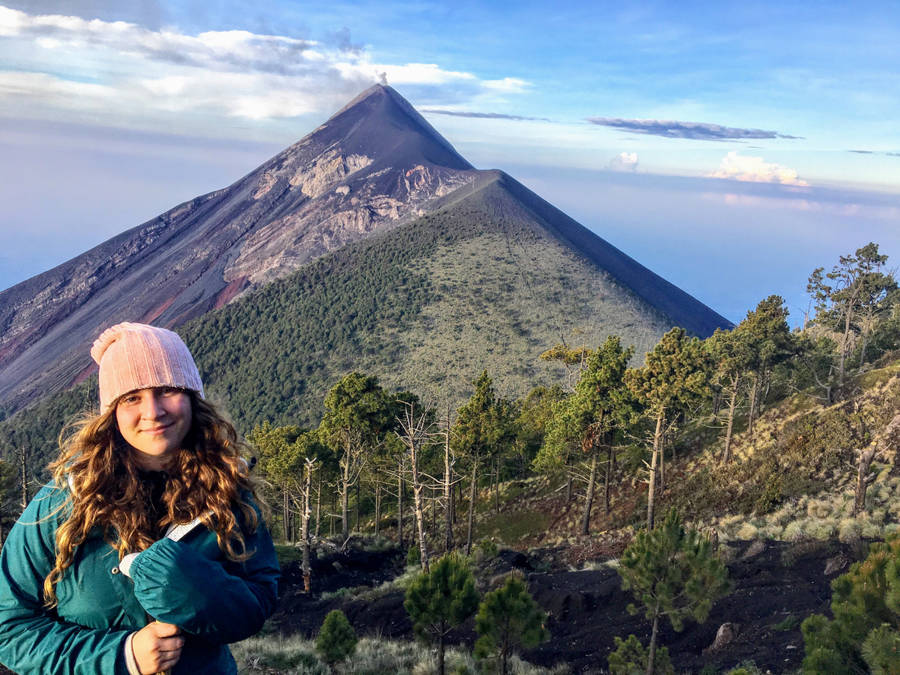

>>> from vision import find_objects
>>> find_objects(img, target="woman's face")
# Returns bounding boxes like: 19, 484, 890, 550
115, 387, 192, 470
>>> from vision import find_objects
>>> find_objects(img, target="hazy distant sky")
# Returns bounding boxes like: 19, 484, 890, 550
1, 1, 898, 325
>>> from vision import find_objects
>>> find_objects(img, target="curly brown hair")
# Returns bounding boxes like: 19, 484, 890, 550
43, 391, 260, 606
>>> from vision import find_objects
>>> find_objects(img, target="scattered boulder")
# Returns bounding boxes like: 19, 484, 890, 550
741, 539, 766, 560
705, 622, 741, 653
824, 552, 851, 576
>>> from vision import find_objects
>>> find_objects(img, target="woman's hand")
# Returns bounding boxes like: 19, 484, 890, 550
132, 621, 184, 674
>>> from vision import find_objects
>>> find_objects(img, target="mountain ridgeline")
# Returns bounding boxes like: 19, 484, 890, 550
0, 85, 730, 463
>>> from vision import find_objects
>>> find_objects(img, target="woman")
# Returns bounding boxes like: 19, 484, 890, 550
0, 322, 279, 674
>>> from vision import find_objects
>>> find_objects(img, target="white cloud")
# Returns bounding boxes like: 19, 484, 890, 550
0, 5, 528, 124
708, 151, 808, 186
609, 151, 638, 171
482, 77, 530, 93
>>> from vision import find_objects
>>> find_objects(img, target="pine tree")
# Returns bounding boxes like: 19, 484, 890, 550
625, 328, 710, 529
706, 327, 752, 465
315, 610, 357, 671
538, 336, 637, 533
802, 533, 900, 674
404, 552, 480, 675
807, 243, 897, 396
474, 574, 548, 675
618, 508, 730, 675
740, 295, 794, 434
454, 371, 513, 554
319, 372, 395, 539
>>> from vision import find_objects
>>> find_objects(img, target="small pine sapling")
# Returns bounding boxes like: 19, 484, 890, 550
404, 552, 480, 675
315, 609, 357, 671
607, 634, 673, 675
618, 508, 730, 675
802, 533, 900, 674
474, 574, 548, 675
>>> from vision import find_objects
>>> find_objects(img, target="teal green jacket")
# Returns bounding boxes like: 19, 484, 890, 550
0, 483, 280, 674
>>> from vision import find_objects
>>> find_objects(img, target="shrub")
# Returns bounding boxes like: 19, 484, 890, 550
801, 534, 900, 673
837, 519, 861, 544
407, 544, 421, 567
316, 610, 357, 669
736, 522, 758, 540
607, 634, 673, 674
782, 521, 805, 542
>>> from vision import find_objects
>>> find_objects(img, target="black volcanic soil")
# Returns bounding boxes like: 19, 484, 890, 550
270, 538, 859, 674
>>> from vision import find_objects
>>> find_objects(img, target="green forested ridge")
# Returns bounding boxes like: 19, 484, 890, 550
0, 175, 672, 477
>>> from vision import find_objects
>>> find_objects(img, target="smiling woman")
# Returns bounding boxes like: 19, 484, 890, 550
0, 322, 279, 675
115, 388, 193, 469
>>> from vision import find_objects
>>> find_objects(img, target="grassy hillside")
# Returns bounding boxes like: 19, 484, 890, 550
464, 353, 900, 555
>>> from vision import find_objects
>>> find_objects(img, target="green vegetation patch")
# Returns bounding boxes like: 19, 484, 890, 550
478, 508, 552, 544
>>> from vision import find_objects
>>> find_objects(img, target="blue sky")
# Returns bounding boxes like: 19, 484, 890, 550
1, 0, 898, 324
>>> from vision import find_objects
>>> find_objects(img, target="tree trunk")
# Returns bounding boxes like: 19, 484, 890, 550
604, 444, 612, 514
301, 461, 314, 593
722, 373, 740, 465
438, 630, 446, 675
354, 481, 360, 533
451, 480, 457, 525
329, 492, 335, 536
838, 300, 856, 391
647, 411, 664, 531
397, 457, 404, 548
646, 611, 660, 675
565, 474, 573, 502
282, 489, 291, 543
494, 456, 501, 514
431, 486, 437, 533
659, 432, 666, 493
340, 458, 350, 540
581, 452, 598, 535
410, 428, 429, 573
315, 476, 322, 539
747, 375, 759, 437
466, 455, 478, 555
444, 422, 454, 552
374, 480, 381, 536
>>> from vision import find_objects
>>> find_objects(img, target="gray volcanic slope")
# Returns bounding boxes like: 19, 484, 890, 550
0, 84, 730, 416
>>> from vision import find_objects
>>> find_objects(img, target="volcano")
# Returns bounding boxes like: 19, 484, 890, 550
0, 85, 730, 419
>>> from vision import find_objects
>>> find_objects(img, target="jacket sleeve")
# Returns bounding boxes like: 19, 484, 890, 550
129, 504, 279, 645
0, 485, 130, 675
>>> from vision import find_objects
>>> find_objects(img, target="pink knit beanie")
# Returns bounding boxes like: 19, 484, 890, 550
90, 322, 204, 410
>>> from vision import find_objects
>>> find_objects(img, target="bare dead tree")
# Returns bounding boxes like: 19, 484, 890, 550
441, 405, 462, 552
299, 457, 317, 593
395, 400, 436, 573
